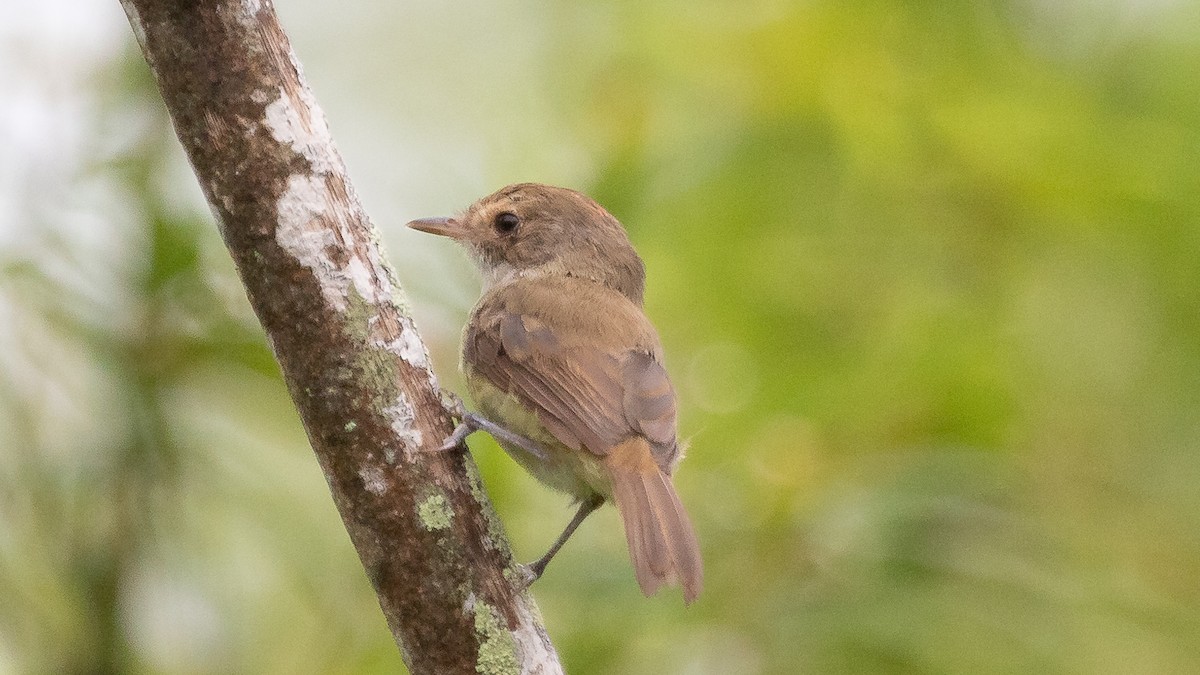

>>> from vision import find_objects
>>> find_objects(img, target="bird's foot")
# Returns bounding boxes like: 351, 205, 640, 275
440, 390, 468, 420
511, 562, 544, 592
511, 495, 604, 592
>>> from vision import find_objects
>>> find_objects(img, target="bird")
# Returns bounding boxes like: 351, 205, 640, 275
408, 183, 702, 604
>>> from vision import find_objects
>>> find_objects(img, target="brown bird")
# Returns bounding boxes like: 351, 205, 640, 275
408, 183, 702, 604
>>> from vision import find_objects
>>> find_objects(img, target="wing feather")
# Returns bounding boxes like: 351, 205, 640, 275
465, 279, 679, 469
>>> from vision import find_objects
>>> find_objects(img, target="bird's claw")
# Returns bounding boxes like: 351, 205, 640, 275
511, 562, 542, 592
438, 418, 474, 452
440, 391, 467, 420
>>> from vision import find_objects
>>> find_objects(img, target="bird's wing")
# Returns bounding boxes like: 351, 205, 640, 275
465, 283, 678, 468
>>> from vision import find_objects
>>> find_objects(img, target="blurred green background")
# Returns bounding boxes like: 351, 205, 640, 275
3, 0, 1199, 673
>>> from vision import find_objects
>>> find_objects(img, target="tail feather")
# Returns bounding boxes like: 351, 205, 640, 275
607, 439, 703, 604
647, 469, 702, 600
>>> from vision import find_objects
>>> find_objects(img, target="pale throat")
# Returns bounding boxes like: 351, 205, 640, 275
476, 258, 571, 293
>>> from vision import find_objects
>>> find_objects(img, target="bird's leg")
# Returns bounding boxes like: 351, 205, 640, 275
518, 494, 605, 588
437, 392, 549, 461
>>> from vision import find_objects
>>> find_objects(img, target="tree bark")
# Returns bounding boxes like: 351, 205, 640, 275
118, 1, 562, 673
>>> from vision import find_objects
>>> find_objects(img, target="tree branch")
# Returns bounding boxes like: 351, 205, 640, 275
118, 1, 562, 672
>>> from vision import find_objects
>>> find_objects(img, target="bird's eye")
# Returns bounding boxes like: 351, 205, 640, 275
494, 212, 520, 234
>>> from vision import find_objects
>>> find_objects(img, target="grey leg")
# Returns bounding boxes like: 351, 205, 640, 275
519, 494, 605, 587
438, 406, 549, 463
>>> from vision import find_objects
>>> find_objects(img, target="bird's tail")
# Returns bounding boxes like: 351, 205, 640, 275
605, 438, 703, 605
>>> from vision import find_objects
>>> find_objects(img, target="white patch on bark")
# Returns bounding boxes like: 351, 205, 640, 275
265, 87, 393, 315
510, 598, 564, 675
359, 466, 387, 495
275, 174, 354, 310
231, 0, 267, 36
263, 86, 336, 175
382, 392, 423, 451
344, 255, 378, 306
376, 323, 430, 370
274, 172, 384, 311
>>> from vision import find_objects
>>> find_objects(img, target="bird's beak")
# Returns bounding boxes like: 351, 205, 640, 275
406, 216, 461, 239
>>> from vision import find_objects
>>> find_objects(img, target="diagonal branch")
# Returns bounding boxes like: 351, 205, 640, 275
117, 1, 562, 673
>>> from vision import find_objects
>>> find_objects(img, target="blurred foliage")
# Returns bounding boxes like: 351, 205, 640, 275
3, 0, 1200, 673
